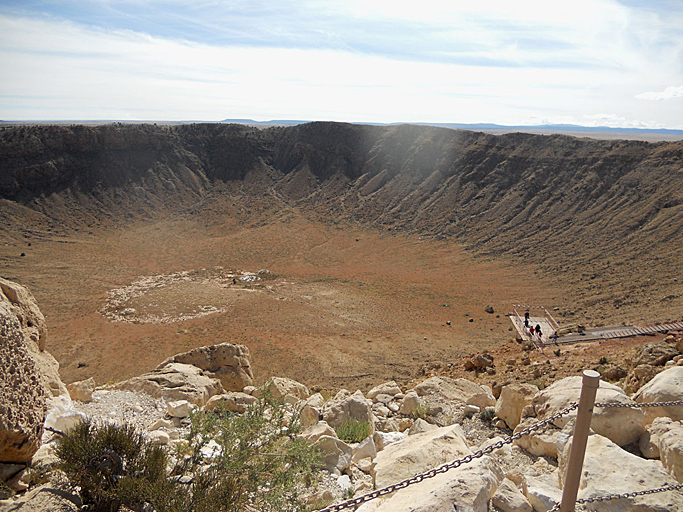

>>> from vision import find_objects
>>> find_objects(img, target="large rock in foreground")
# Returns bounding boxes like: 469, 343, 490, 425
371, 456, 502, 512
0, 278, 67, 398
633, 366, 683, 424
158, 343, 253, 392
0, 307, 47, 463
641, 417, 683, 483
531, 376, 645, 446
372, 424, 472, 489
114, 362, 224, 405
559, 434, 683, 511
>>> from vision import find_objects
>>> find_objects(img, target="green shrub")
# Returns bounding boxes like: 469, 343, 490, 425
54, 420, 182, 512
411, 404, 433, 420
55, 392, 321, 512
335, 419, 372, 443
598, 356, 609, 365
177, 391, 320, 512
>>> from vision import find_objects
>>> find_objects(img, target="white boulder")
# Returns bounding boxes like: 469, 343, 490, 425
492, 477, 533, 512
641, 417, 683, 483
559, 434, 683, 511
372, 424, 471, 489
633, 366, 683, 424
531, 376, 645, 446
495, 383, 539, 429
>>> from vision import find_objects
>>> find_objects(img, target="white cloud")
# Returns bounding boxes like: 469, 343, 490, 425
1, 2, 683, 128
636, 86, 683, 101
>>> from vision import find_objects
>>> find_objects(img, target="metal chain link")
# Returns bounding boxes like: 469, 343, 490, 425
315, 402, 579, 512
595, 399, 683, 409
548, 483, 683, 511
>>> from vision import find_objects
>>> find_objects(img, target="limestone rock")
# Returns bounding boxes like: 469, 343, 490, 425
625, 364, 661, 392
466, 388, 496, 409
300, 421, 336, 443
632, 342, 679, 367
372, 456, 502, 512
373, 431, 407, 452
495, 383, 539, 429
559, 434, 683, 511
633, 366, 683, 424
413, 376, 489, 403
398, 391, 420, 416
315, 435, 353, 472
492, 477, 533, 512
644, 417, 683, 483
352, 435, 377, 463
372, 424, 471, 489
0, 278, 67, 398
147, 430, 170, 445
114, 362, 224, 405
322, 390, 374, 430
167, 400, 191, 418
158, 342, 253, 392
66, 377, 95, 403
531, 375, 645, 446
265, 376, 309, 400
408, 418, 438, 435
0, 482, 81, 511
204, 391, 257, 413
367, 381, 402, 400
513, 418, 574, 459
523, 471, 561, 512
0, 307, 47, 463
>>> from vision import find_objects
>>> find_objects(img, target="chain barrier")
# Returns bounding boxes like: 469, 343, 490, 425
595, 399, 683, 409
315, 403, 579, 512
548, 483, 683, 511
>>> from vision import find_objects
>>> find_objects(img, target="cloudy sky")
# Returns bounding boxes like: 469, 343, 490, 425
1, 0, 683, 128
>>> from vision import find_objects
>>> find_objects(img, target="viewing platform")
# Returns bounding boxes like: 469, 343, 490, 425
509, 304, 683, 350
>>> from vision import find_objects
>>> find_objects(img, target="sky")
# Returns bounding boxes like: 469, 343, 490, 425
1, 1, 683, 128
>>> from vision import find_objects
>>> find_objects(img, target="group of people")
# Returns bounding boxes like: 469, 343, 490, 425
524, 312, 543, 340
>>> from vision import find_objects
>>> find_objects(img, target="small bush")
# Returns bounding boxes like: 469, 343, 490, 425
336, 419, 372, 443
55, 420, 182, 512
479, 407, 496, 422
411, 404, 433, 420
55, 392, 321, 512
177, 391, 321, 512
598, 356, 609, 365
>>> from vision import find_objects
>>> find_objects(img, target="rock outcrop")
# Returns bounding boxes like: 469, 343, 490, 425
633, 366, 683, 424
372, 424, 471, 489
158, 343, 253, 392
0, 278, 67, 398
114, 362, 224, 405
559, 434, 683, 511
528, 375, 645, 446
0, 303, 47, 463
640, 417, 683, 483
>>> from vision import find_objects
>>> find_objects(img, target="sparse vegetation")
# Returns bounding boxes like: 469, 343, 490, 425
55, 420, 180, 512
54, 392, 321, 512
412, 404, 434, 420
335, 419, 372, 443
479, 407, 496, 422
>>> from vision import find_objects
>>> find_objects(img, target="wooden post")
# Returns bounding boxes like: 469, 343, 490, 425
560, 369, 601, 512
